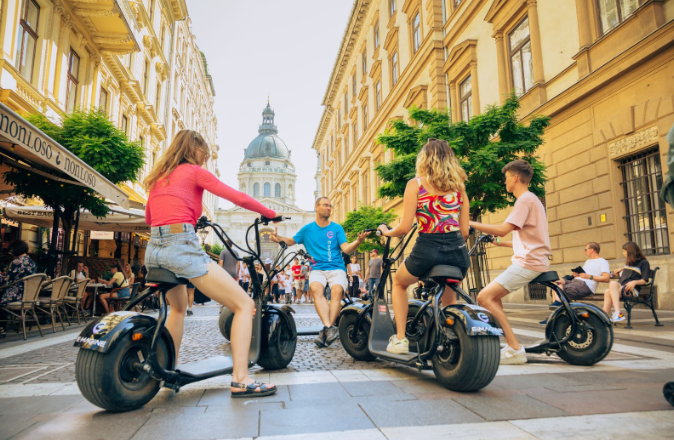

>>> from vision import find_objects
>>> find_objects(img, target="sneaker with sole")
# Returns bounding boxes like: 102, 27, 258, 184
314, 327, 327, 348
325, 325, 339, 346
386, 335, 409, 354
548, 301, 562, 310
612, 311, 626, 322
500, 344, 527, 365
539, 317, 548, 325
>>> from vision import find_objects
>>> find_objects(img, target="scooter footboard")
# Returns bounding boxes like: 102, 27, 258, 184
442, 304, 503, 336
73, 311, 175, 361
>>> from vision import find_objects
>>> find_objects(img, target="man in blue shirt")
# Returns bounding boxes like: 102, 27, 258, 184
271, 197, 370, 347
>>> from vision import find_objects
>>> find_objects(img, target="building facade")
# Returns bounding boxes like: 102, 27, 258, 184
216, 103, 315, 262
0, 0, 219, 261
313, 0, 674, 309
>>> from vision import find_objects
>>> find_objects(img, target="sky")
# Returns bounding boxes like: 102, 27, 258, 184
187, 1, 354, 212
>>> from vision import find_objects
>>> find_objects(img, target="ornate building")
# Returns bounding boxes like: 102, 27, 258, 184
313, 0, 674, 309
215, 102, 314, 262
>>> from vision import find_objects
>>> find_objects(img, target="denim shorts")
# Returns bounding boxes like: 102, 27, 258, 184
145, 224, 211, 279
116, 286, 131, 298
404, 232, 470, 279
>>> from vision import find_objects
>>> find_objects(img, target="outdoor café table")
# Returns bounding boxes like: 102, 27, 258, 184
87, 283, 109, 315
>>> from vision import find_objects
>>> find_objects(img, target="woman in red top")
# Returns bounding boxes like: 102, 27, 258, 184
377, 139, 470, 355
143, 130, 277, 397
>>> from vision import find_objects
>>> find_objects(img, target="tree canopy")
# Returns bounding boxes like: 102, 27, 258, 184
375, 95, 550, 220
341, 205, 397, 253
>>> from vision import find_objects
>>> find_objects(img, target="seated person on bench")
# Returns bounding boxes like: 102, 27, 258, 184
604, 241, 650, 323
540, 242, 610, 324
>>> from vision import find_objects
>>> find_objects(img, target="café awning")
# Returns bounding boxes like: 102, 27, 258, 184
2, 203, 149, 234
0, 102, 129, 208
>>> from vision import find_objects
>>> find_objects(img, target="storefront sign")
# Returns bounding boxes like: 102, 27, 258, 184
608, 126, 659, 158
91, 231, 115, 240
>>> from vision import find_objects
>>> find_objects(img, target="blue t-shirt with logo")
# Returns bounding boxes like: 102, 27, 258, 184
293, 222, 347, 271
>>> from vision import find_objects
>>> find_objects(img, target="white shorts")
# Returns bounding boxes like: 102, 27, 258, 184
495, 264, 544, 293
293, 279, 303, 289
309, 269, 348, 291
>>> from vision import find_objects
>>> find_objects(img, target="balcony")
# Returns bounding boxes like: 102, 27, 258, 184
70, 0, 141, 54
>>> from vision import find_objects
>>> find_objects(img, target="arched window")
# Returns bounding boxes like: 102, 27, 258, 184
253, 183, 260, 197
264, 182, 271, 197
275, 183, 281, 198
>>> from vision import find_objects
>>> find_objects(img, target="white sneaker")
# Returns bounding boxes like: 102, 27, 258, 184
612, 311, 626, 322
386, 335, 409, 354
500, 344, 527, 365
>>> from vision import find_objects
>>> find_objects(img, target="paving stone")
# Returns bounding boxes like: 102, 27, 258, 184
198, 385, 290, 407
530, 389, 674, 415
259, 404, 374, 436
0, 367, 42, 382
359, 398, 485, 428
452, 395, 569, 421
490, 373, 581, 390
144, 389, 206, 409
288, 382, 350, 401
340, 380, 411, 398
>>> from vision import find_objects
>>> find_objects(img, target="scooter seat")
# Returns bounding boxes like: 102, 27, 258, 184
146, 268, 190, 286
531, 271, 559, 284
420, 265, 464, 282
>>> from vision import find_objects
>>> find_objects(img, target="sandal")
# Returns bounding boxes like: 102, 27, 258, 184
230, 381, 277, 398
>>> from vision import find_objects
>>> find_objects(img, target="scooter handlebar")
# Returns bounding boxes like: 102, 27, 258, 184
261, 215, 289, 225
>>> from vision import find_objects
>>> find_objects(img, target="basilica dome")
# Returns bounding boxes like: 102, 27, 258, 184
243, 103, 291, 160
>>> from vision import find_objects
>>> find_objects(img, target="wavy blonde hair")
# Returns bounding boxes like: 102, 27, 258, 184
143, 129, 210, 192
416, 138, 466, 192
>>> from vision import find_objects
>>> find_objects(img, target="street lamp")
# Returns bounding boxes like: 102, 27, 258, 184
198, 228, 208, 245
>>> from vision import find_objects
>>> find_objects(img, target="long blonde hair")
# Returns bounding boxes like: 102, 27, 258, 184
416, 138, 466, 192
123, 264, 133, 280
143, 129, 210, 191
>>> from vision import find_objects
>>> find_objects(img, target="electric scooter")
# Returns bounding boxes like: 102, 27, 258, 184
338, 225, 503, 392
74, 215, 298, 412
665, 382, 674, 406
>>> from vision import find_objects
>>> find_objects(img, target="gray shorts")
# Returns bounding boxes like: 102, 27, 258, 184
145, 224, 211, 280
563, 278, 593, 300
495, 264, 544, 293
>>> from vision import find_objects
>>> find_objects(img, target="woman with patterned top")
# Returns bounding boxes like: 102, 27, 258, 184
378, 139, 470, 354
0, 240, 37, 337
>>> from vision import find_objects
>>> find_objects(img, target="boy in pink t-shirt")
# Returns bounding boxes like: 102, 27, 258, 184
470, 160, 551, 365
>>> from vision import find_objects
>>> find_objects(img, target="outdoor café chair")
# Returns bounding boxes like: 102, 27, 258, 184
36, 276, 72, 333
0, 273, 48, 339
63, 278, 90, 324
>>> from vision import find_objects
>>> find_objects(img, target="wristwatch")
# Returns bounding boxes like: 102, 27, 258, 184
590, 275, 594, 280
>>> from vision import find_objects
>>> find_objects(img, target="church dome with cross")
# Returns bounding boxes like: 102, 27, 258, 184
243, 103, 291, 161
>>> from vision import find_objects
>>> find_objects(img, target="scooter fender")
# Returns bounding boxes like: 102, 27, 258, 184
339, 302, 370, 320
443, 304, 504, 337
544, 302, 612, 339
73, 311, 176, 361
264, 305, 297, 347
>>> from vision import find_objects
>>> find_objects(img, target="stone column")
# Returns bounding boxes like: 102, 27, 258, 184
469, 61, 481, 116
494, 32, 508, 103
527, 0, 545, 85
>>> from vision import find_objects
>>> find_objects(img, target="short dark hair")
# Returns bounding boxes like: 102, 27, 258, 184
224, 239, 233, 247
587, 242, 600, 253
111, 263, 123, 272
502, 159, 534, 184
315, 196, 330, 207
8, 240, 28, 257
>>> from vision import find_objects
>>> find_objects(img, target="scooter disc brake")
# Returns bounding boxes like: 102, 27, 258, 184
564, 325, 593, 349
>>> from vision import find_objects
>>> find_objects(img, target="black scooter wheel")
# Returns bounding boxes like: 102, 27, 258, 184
664, 382, 674, 406
551, 311, 613, 366
218, 307, 234, 341
257, 314, 297, 370
432, 323, 500, 392
338, 312, 375, 361
75, 333, 171, 412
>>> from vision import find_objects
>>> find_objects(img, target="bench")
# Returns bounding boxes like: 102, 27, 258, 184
570, 267, 662, 329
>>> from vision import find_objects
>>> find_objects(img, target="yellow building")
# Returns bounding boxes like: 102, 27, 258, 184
312, 0, 674, 309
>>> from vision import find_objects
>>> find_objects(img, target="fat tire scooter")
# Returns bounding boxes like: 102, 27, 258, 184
338, 225, 502, 392
74, 215, 297, 412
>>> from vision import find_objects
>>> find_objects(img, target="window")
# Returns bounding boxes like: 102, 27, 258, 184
597, 0, 641, 34
363, 104, 368, 131
509, 17, 533, 96
160, 26, 166, 52
338, 108, 342, 127
66, 49, 80, 112
99, 88, 108, 113
254, 183, 260, 197
275, 183, 281, 198
344, 93, 348, 114
121, 114, 128, 134
352, 73, 357, 98
155, 82, 162, 111
455, 0, 462, 7
143, 59, 150, 94
344, 137, 349, 158
353, 122, 358, 146
375, 81, 382, 111
374, 22, 380, 49
149, 0, 155, 21
363, 171, 369, 205
264, 182, 271, 197
389, 0, 396, 17
362, 51, 367, 74
619, 148, 669, 255
412, 13, 421, 53
391, 51, 398, 86
460, 75, 472, 121
264, 160, 270, 166
15, 0, 39, 82
127, 53, 133, 70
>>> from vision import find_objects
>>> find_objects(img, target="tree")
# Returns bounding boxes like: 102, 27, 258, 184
341, 205, 398, 254
375, 95, 550, 221
3, 110, 145, 274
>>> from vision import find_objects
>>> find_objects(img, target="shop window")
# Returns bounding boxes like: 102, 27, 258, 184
15, 0, 40, 82
509, 17, 533, 96
619, 148, 670, 255
275, 183, 281, 198
264, 182, 271, 197
597, 0, 641, 35
460, 75, 472, 121
66, 49, 80, 112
